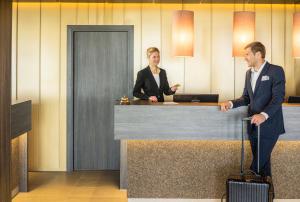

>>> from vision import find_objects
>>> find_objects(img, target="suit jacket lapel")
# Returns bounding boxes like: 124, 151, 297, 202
246, 70, 254, 99
158, 71, 162, 89
253, 62, 270, 97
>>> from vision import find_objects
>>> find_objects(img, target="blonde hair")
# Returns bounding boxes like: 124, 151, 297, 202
146, 47, 160, 58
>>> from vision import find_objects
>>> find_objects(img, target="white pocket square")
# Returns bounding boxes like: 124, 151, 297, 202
261, 75, 269, 81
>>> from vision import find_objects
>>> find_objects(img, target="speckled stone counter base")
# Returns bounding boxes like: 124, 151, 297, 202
127, 140, 300, 199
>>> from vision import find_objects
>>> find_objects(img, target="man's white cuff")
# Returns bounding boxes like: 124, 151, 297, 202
229, 101, 233, 109
260, 112, 269, 120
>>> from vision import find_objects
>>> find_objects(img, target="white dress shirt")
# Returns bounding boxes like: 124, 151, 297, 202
153, 73, 160, 87
251, 61, 266, 93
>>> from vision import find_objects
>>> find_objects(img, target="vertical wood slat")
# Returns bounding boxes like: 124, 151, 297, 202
77, 3, 89, 25
296, 59, 300, 95
285, 4, 296, 97
104, 3, 113, 24
12, 3, 18, 102
0, 0, 12, 201
124, 3, 142, 81
97, 3, 105, 25
161, 4, 184, 96
211, 4, 234, 101
256, 4, 272, 62
60, 2, 77, 171
88, 3, 97, 24
112, 3, 124, 24
272, 5, 285, 68
185, 4, 212, 94
233, 4, 250, 99
40, 2, 60, 170
17, 2, 41, 171
141, 3, 161, 68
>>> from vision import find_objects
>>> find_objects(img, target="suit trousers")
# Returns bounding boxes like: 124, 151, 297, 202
248, 125, 279, 177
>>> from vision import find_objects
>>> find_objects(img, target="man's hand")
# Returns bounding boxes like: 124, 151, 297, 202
220, 101, 232, 112
251, 114, 266, 126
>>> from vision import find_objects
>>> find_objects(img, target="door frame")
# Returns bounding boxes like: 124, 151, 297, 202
67, 25, 134, 171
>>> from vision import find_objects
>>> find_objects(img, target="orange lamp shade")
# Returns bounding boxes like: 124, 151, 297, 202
172, 10, 194, 57
233, 11, 255, 57
293, 12, 300, 57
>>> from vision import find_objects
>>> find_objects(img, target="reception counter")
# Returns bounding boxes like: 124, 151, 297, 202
114, 100, 300, 199
11, 100, 32, 197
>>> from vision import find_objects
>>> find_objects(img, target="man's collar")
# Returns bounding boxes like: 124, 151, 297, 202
251, 60, 267, 73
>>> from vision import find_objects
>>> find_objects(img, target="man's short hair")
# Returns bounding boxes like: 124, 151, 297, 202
244, 41, 266, 58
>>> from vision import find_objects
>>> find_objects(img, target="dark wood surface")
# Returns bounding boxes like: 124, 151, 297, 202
68, 25, 133, 171
11, 101, 32, 139
10, 100, 31, 198
0, 0, 12, 201
10, 101, 31, 195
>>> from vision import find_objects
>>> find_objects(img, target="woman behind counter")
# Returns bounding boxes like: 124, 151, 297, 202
133, 47, 178, 102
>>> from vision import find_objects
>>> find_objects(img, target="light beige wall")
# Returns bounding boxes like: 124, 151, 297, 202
11, 2, 300, 171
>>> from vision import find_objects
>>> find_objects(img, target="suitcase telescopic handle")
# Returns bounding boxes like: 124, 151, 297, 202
241, 117, 261, 176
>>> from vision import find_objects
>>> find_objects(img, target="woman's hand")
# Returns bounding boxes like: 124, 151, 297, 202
149, 96, 158, 102
171, 86, 178, 92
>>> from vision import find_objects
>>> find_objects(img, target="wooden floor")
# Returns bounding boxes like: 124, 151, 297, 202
13, 171, 127, 202
13, 172, 300, 202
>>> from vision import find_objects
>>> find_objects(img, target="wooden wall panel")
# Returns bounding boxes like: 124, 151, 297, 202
11, 3, 300, 171
12, 3, 18, 101
296, 59, 300, 95
161, 4, 184, 96
234, 58, 249, 99
124, 4, 142, 81
285, 4, 296, 96
272, 5, 285, 68
40, 3, 60, 171
97, 3, 105, 24
88, 3, 97, 24
233, 4, 254, 99
77, 3, 89, 24
104, 3, 113, 24
211, 4, 234, 101
113, 3, 124, 24
60, 2, 77, 171
17, 2, 41, 171
184, 4, 212, 94
256, 4, 272, 62
141, 4, 161, 67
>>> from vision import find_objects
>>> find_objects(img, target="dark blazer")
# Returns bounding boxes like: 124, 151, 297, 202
231, 62, 286, 138
133, 66, 175, 102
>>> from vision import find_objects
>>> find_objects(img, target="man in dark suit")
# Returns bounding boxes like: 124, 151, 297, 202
220, 41, 286, 177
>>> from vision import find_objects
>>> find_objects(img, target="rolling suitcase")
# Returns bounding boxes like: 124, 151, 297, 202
226, 117, 274, 202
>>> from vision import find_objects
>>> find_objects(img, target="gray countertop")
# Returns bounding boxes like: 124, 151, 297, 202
114, 100, 300, 140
